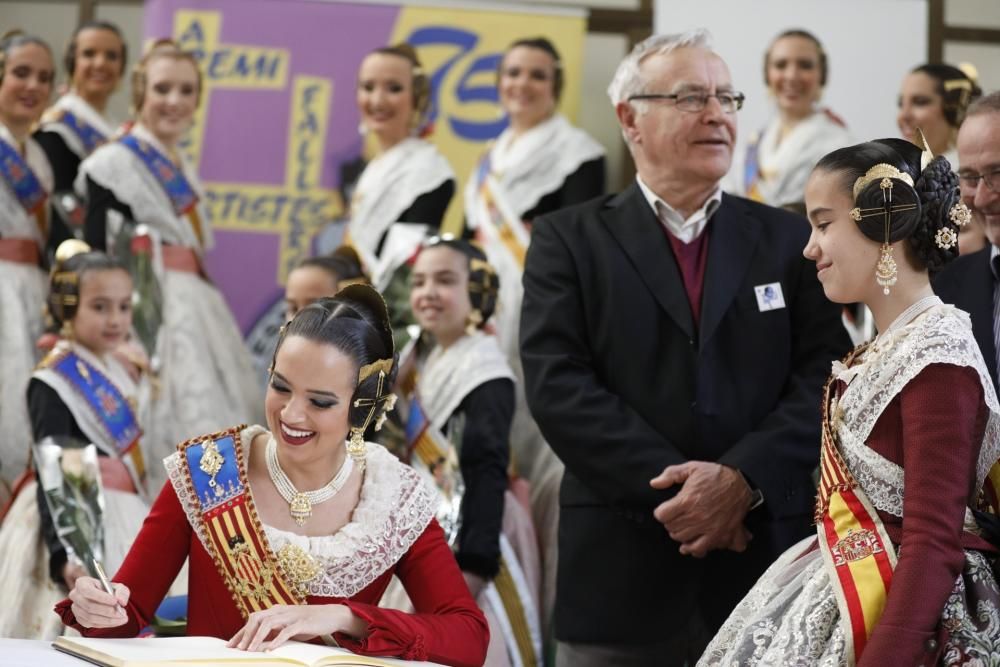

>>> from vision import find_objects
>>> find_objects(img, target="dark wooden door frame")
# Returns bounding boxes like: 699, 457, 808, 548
928, 0, 1000, 62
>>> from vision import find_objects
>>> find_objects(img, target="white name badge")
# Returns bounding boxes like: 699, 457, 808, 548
754, 282, 786, 312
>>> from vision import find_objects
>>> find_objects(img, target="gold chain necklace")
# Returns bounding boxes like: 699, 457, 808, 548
265, 435, 353, 526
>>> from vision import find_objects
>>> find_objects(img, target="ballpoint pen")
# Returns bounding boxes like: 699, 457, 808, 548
92, 558, 123, 614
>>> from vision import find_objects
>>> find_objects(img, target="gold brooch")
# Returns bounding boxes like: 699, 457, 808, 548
277, 543, 321, 597
199, 439, 225, 497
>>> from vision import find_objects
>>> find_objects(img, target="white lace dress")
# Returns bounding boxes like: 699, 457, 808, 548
699, 304, 1000, 666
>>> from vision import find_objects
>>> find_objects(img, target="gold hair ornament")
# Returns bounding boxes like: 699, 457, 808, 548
850, 166, 918, 296
852, 164, 914, 201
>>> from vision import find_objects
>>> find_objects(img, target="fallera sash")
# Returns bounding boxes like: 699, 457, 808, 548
405, 394, 463, 545
0, 134, 47, 214
45, 348, 145, 480
177, 427, 304, 617
57, 109, 108, 155
120, 134, 198, 216
472, 150, 529, 269
815, 343, 897, 665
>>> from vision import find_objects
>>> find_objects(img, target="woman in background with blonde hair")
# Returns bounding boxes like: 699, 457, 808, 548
78, 39, 261, 491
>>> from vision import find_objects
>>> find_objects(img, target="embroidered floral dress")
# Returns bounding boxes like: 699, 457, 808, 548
699, 301, 1000, 666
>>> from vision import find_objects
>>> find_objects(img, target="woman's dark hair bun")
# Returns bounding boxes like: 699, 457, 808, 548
815, 137, 961, 273
911, 154, 961, 272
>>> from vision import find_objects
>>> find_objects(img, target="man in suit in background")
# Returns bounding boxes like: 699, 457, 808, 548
934, 91, 1000, 389
519, 29, 851, 666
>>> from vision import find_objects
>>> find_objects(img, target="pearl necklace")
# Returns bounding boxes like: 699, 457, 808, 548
265, 435, 353, 526
869, 294, 942, 355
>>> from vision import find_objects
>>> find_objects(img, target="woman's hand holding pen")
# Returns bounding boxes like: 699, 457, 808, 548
67, 576, 130, 628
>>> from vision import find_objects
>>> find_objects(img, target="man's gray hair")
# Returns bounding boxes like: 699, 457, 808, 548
967, 90, 1000, 118
606, 28, 714, 108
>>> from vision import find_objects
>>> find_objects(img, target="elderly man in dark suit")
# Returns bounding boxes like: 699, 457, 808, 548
519, 29, 851, 666
934, 91, 1000, 390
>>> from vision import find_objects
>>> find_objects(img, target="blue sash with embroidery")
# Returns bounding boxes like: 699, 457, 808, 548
59, 110, 107, 155
50, 350, 141, 455
120, 134, 197, 215
0, 135, 47, 213
179, 428, 304, 615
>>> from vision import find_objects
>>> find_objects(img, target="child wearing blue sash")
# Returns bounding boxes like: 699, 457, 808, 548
0, 241, 152, 639
0, 31, 55, 502
36, 22, 127, 257
77, 40, 261, 492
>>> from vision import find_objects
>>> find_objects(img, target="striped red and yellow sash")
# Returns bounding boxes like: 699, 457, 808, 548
815, 344, 897, 664
176, 427, 304, 618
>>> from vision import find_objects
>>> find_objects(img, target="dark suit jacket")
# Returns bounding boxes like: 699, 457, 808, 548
933, 245, 998, 390
519, 184, 851, 643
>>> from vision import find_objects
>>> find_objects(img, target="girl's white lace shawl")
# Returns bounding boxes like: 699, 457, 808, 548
165, 425, 437, 598
831, 304, 1000, 518
76, 124, 212, 250
417, 331, 514, 431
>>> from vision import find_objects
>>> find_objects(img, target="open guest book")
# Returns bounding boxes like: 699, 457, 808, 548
52, 636, 446, 667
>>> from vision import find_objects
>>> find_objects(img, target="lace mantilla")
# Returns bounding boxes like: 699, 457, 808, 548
833, 304, 1000, 517
464, 113, 605, 223
418, 331, 514, 430
77, 124, 211, 250
348, 137, 454, 260
40, 93, 116, 160
167, 425, 437, 598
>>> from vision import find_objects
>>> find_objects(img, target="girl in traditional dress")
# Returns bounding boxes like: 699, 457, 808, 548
77, 40, 261, 491
406, 237, 542, 667
35, 21, 127, 254
897, 62, 985, 254
0, 242, 149, 639
741, 29, 852, 212
0, 31, 55, 499
58, 284, 489, 667
347, 43, 454, 287
700, 139, 1000, 665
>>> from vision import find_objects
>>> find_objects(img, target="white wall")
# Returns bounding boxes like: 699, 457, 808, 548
654, 0, 927, 191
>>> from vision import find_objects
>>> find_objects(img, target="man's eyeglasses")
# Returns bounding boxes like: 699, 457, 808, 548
958, 168, 1000, 194
626, 91, 746, 113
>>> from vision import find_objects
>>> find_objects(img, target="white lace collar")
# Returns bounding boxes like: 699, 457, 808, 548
466, 113, 604, 221
418, 331, 514, 430
77, 123, 211, 250
166, 425, 437, 598
40, 93, 116, 159
832, 304, 1000, 517
0, 121, 53, 244
348, 137, 454, 262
